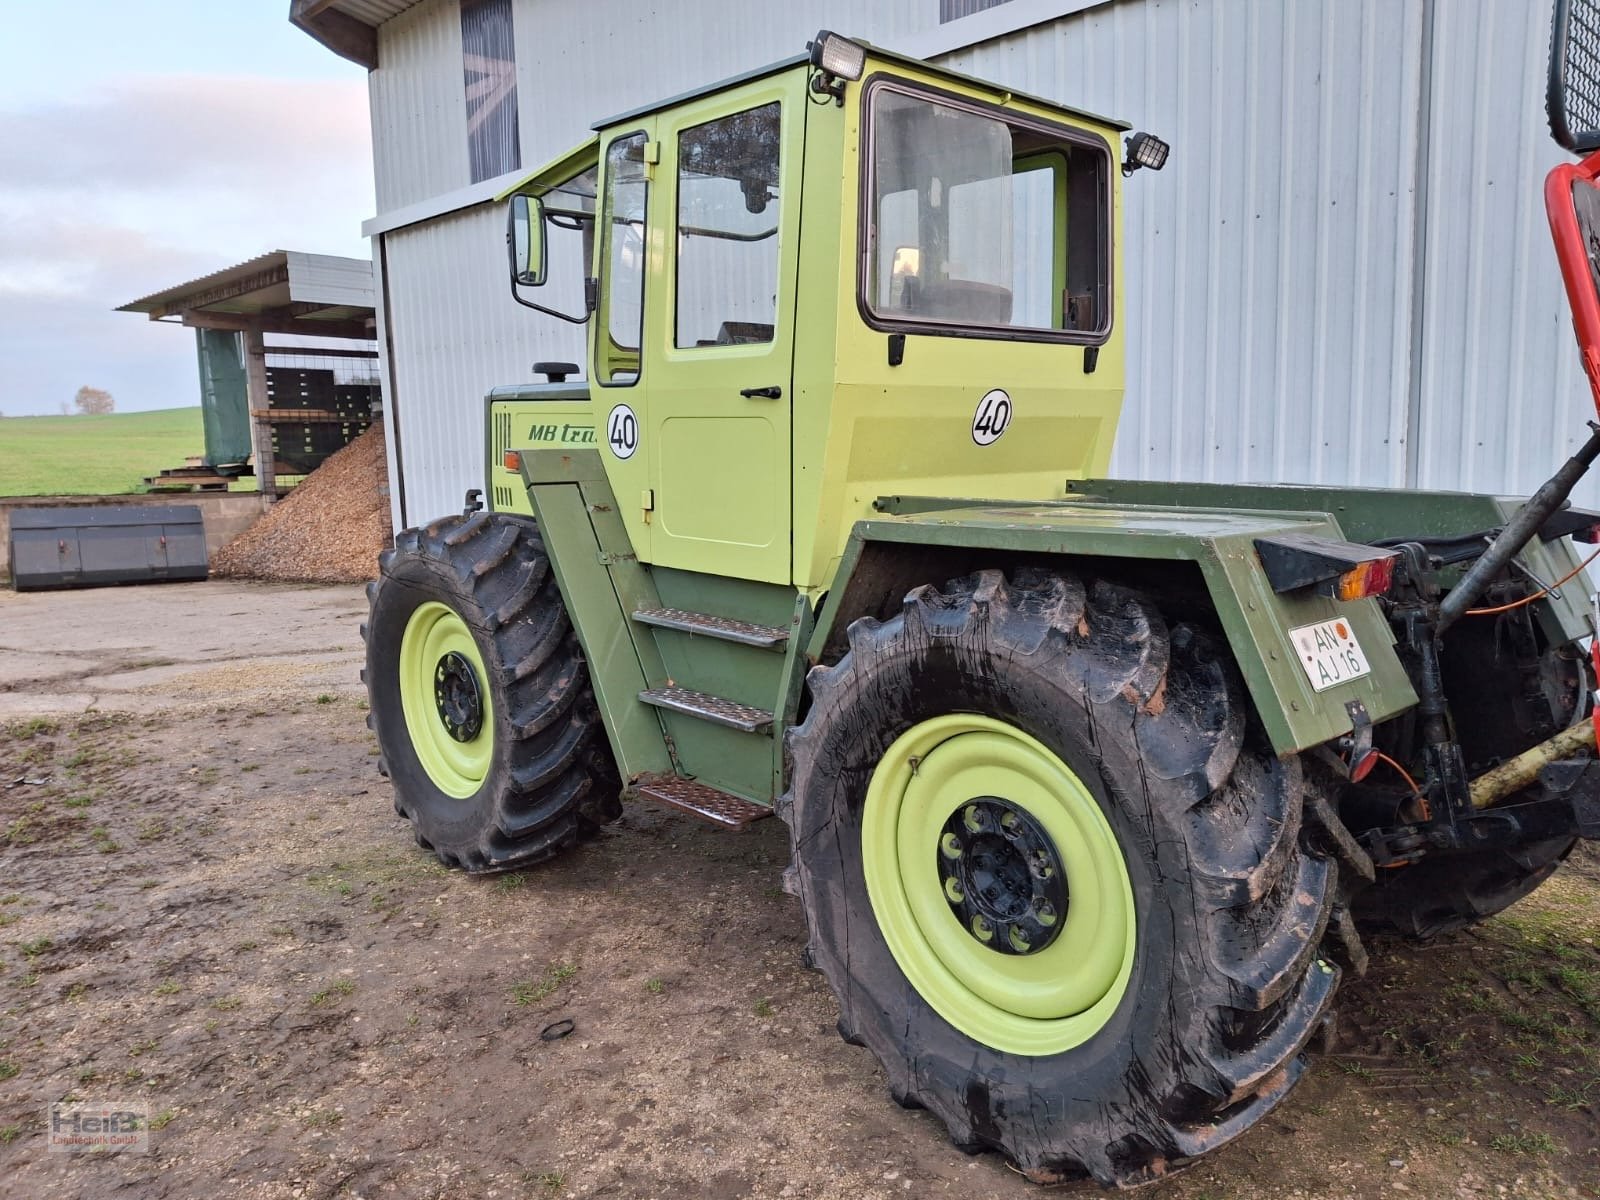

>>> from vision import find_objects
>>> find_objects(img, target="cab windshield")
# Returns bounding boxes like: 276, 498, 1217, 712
862, 82, 1111, 341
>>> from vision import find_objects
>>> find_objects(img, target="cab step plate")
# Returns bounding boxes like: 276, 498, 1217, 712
638, 685, 773, 733
632, 607, 789, 650
633, 773, 774, 830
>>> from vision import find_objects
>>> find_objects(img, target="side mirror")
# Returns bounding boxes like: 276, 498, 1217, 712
508, 193, 547, 287
1549, 0, 1600, 154
505, 192, 591, 325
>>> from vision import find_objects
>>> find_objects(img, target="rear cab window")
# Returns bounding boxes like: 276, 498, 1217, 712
861, 79, 1113, 343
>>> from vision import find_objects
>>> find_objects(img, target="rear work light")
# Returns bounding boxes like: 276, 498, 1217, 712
1123, 131, 1171, 176
1254, 533, 1401, 601
809, 30, 866, 82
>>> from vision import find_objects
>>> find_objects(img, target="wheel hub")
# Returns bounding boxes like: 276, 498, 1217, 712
433, 650, 484, 743
937, 797, 1068, 955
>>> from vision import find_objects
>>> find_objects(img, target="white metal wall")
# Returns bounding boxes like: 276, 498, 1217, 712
511, 0, 938, 174
368, 0, 944, 210
1415, 0, 1600, 507
946, 0, 1426, 489
382, 204, 566, 523
371, 0, 470, 212
374, 0, 1600, 529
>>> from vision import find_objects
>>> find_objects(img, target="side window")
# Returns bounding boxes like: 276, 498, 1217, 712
1006, 162, 1059, 327
951, 156, 1060, 329
674, 103, 781, 348
598, 133, 648, 386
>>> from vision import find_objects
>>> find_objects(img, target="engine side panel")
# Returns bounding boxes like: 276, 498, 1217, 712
485, 384, 597, 517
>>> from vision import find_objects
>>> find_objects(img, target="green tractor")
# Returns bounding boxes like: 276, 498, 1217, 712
364, 12, 1600, 1185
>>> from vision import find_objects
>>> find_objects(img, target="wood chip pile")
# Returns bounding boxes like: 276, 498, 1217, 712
213, 426, 392, 583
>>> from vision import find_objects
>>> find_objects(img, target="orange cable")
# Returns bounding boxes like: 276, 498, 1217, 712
1464, 547, 1600, 615
1371, 749, 1431, 823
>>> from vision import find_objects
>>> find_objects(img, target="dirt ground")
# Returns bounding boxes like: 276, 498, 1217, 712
1, 580, 1599, 1200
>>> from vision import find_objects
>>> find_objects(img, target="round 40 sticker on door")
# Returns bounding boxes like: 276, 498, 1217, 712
606, 403, 639, 460
971, 389, 1012, 446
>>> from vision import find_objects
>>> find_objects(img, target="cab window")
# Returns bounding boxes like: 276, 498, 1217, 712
674, 102, 782, 348
864, 82, 1111, 341
598, 132, 649, 385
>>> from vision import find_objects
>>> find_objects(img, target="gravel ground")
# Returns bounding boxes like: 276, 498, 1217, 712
0, 581, 1597, 1199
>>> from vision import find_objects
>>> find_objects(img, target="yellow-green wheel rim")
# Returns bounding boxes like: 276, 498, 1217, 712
862, 714, 1136, 1057
398, 601, 494, 799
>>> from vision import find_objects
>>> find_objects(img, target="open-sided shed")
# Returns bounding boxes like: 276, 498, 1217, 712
118, 251, 380, 497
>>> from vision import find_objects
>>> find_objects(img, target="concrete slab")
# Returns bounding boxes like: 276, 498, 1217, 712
0, 579, 366, 717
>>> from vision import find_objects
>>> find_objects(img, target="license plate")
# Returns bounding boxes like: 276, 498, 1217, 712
1289, 618, 1371, 692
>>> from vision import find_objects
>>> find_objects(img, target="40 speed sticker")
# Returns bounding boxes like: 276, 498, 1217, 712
971, 389, 1012, 446
605, 403, 639, 460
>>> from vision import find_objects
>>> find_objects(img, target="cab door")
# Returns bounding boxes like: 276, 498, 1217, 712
641, 74, 804, 584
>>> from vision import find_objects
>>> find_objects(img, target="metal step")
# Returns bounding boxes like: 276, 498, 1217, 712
638, 685, 773, 733
633, 773, 773, 830
632, 606, 789, 650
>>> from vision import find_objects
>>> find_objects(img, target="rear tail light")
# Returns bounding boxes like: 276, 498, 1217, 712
1254, 533, 1401, 601
1333, 555, 1396, 601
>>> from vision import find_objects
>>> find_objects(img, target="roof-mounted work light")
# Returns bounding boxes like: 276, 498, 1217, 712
1122, 131, 1170, 177
809, 30, 865, 105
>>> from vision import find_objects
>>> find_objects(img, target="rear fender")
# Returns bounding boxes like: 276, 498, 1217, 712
808, 498, 1420, 758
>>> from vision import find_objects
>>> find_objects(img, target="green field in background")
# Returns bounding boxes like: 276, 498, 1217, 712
0, 408, 211, 497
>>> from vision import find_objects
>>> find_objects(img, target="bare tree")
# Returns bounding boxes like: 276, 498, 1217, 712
74, 386, 114, 415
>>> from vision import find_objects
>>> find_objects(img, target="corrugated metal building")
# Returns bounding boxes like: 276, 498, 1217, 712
292, 0, 1594, 529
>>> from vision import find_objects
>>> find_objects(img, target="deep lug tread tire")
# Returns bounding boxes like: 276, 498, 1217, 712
780, 568, 1342, 1187
1353, 836, 1575, 939
363, 513, 621, 873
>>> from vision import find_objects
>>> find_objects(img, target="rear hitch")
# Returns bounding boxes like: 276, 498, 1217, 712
1360, 722, 1600, 863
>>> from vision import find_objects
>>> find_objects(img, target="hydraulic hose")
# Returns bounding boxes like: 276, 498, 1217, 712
1435, 422, 1600, 634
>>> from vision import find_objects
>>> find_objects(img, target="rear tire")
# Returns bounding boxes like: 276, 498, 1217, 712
1352, 837, 1574, 939
363, 513, 621, 872
781, 569, 1341, 1186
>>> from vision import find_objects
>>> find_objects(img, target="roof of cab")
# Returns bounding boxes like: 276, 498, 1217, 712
497, 36, 1132, 201
591, 38, 1129, 133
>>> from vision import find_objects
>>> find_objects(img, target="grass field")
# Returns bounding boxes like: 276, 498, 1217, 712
0, 408, 206, 497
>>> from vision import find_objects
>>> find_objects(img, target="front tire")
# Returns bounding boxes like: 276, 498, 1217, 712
781, 569, 1340, 1186
363, 513, 620, 872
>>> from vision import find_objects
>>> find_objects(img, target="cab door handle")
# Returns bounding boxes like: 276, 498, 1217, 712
739, 385, 782, 399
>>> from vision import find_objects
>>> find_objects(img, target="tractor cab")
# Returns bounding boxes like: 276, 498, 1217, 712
502, 33, 1155, 589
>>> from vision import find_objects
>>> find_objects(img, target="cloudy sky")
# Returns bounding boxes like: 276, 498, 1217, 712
0, 1, 373, 416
